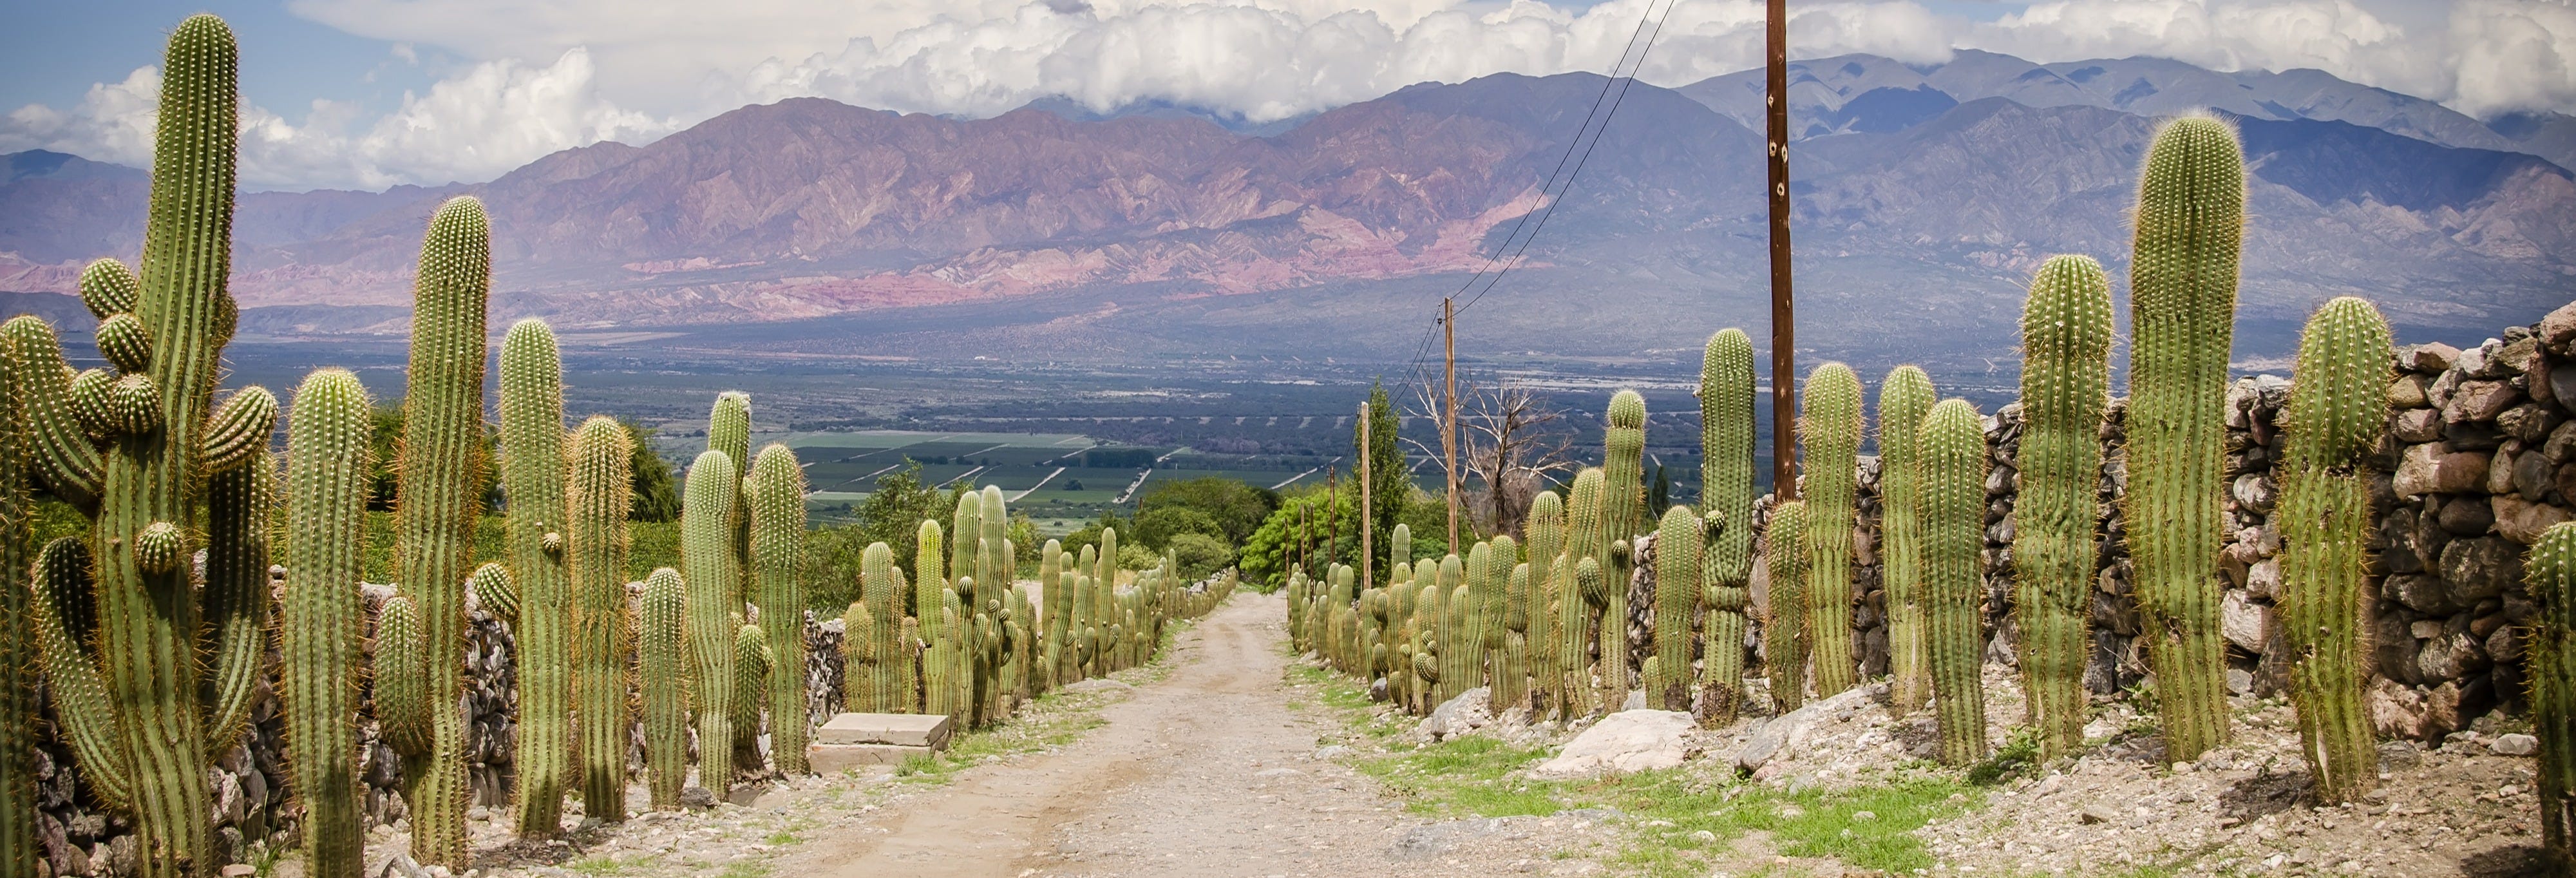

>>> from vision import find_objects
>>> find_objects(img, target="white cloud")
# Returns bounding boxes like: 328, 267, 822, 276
2448, 0, 2576, 119
1, 47, 676, 191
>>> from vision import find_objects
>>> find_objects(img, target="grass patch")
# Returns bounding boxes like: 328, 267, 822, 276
1356, 735, 1560, 817
890, 613, 1204, 788
566, 854, 650, 876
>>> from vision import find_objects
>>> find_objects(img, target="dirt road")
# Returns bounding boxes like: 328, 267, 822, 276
780, 592, 1580, 878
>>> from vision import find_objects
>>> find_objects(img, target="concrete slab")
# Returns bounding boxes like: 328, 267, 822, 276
817, 712, 954, 749
809, 743, 933, 774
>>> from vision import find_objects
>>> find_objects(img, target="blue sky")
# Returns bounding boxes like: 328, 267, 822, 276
3, 0, 2562, 191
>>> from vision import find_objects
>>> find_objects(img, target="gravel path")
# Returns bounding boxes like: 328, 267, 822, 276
778, 591, 1586, 878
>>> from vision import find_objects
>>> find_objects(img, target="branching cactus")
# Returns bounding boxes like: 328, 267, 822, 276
1699, 329, 1756, 724
10, 17, 293, 873
1922, 399, 1991, 766
2278, 296, 2391, 803
281, 370, 369, 877
1564, 468, 1608, 716
683, 449, 743, 794
567, 416, 634, 819
499, 318, 573, 835
2527, 522, 2576, 861
1523, 495, 1564, 715
1765, 501, 1810, 712
748, 444, 810, 774
1802, 363, 1862, 697
1877, 365, 1937, 713
2013, 256, 2113, 759
1603, 392, 1647, 698
1652, 505, 1703, 711
641, 568, 689, 808
2125, 115, 2246, 761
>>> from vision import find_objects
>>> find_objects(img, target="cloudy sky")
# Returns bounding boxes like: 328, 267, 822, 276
3, 0, 2568, 191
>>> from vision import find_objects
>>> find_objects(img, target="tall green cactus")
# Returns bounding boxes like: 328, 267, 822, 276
376, 593, 430, 758
498, 318, 573, 835
2125, 115, 2246, 761
1602, 392, 1647, 699
1045, 538, 1074, 689
1801, 363, 1862, 697
733, 620, 770, 765
2526, 522, 2576, 862
280, 370, 370, 877
854, 542, 902, 712
2013, 256, 2113, 759
1877, 365, 1937, 713
1765, 501, 1810, 711
2277, 296, 2391, 803
749, 444, 810, 774
1464, 543, 1497, 696
1499, 535, 1531, 712
1441, 555, 1472, 704
1652, 505, 1703, 711
641, 568, 689, 808
0, 318, 34, 876
11, 18, 287, 874
1564, 468, 1607, 716
1698, 329, 1756, 723
1523, 496, 1563, 716
1922, 399, 1990, 766
567, 415, 634, 819
385, 195, 493, 865
683, 449, 743, 794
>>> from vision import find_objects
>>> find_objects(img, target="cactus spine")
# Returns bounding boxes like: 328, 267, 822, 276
281, 370, 370, 877
2526, 522, 2576, 861
683, 449, 743, 793
1765, 501, 1810, 711
640, 568, 689, 806
1922, 399, 1990, 765
2012, 256, 2113, 759
1602, 392, 1647, 697
2125, 115, 2246, 761
498, 318, 573, 835
1877, 365, 1937, 713
749, 444, 809, 774
382, 195, 493, 865
567, 416, 633, 819
1652, 505, 1703, 711
2277, 296, 2391, 802
1801, 363, 1862, 697
1699, 329, 1756, 723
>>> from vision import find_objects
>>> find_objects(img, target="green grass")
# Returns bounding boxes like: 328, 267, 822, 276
566, 854, 650, 876
1287, 658, 1984, 878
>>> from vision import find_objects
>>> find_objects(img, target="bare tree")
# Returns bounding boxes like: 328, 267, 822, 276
1404, 371, 1576, 539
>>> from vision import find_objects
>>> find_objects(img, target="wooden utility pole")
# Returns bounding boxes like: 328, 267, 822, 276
1765, 0, 1798, 500
1325, 465, 1340, 573
1443, 296, 1461, 549
1358, 401, 1374, 592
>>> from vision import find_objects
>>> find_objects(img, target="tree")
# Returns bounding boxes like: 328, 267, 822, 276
623, 419, 681, 522
1423, 374, 1575, 539
1137, 476, 1278, 545
848, 462, 949, 577
1359, 383, 1407, 561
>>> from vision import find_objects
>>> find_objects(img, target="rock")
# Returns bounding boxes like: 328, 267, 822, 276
1061, 678, 1134, 694
2231, 474, 2277, 513
2244, 558, 2281, 600
2425, 681, 2465, 737
2554, 366, 2576, 415
1419, 688, 1493, 740
377, 854, 433, 878
2493, 733, 2541, 756
2409, 343, 2461, 373
2369, 678, 2431, 740
2503, 405, 2562, 444
2080, 805, 2116, 825
2440, 537, 2523, 605
2394, 443, 2490, 497
1734, 684, 1881, 772
2221, 591, 2272, 654
2517, 444, 2559, 498
2541, 301, 2576, 352
2492, 496, 2573, 544
1312, 745, 1350, 760
2389, 376, 2430, 408
679, 786, 717, 809
2227, 668, 2255, 694
1533, 710, 1698, 779
2378, 740, 2424, 770
2392, 408, 2445, 443
223, 865, 258, 877
2450, 381, 2523, 423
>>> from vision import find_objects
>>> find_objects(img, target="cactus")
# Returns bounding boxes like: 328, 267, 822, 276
2277, 297, 2391, 803
1698, 329, 1756, 723
748, 444, 810, 774
1522, 495, 1564, 716
1499, 537, 1531, 712
1650, 505, 1703, 711
376, 593, 431, 757
1801, 363, 1863, 697
1564, 468, 1607, 716
567, 416, 634, 819
497, 318, 572, 835
2012, 256, 2114, 759
2125, 115, 2246, 761
1462, 544, 1495, 695
733, 621, 770, 767
1441, 556, 1472, 705
1765, 501, 1810, 711
278, 370, 368, 877
0, 316, 34, 875
1877, 365, 1937, 713
641, 568, 690, 808
683, 449, 743, 793
2527, 522, 2576, 861
918, 520, 951, 715
9, 18, 293, 873
1045, 539, 1073, 689
853, 542, 902, 712
1603, 393, 1647, 698
1922, 399, 1990, 765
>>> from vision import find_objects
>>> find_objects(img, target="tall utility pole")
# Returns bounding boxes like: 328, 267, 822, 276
1325, 465, 1339, 573
1443, 296, 1461, 550
1765, 0, 1798, 500
1358, 401, 1374, 593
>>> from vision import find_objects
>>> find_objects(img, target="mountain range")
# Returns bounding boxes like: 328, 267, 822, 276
1, 50, 2570, 372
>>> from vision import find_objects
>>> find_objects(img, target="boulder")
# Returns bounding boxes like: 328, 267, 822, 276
1733, 683, 1882, 772
2389, 375, 2429, 408
2368, 678, 2431, 740
2449, 380, 2523, 423
2221, 591, 2273, 654
2409, 343, 2461, 374
2439, 537, 2523, 605
2492, 733, 2541, 756
2493, 496, 2573, 545
2392, 408, 2445, 443
1419, 687, 1492, 741
2543, 301, 2576, 352
2394, 443, 2490, 497
1532, 709, 1698, 779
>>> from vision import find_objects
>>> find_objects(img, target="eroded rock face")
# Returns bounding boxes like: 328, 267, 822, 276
1531, 710, 1699, 779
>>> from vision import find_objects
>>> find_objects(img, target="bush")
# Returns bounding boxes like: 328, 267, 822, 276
1167, 532, 1235, 579
1117, 544, 1161, 575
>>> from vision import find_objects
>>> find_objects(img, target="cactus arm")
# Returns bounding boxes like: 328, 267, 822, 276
2277, 297, 2391, 803
2012, 256, 2113, 759
198, 385, 276, 474
28, 538, 133, 808
567, 415, 634, 819
1922, 399, 1991, 766
2, 316, 102, 513
374, 593, 431, 758
2124, 116, 2246, 761
199, 449, 274, 757
280, 368, 370, 877
749, 443, 810, 774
